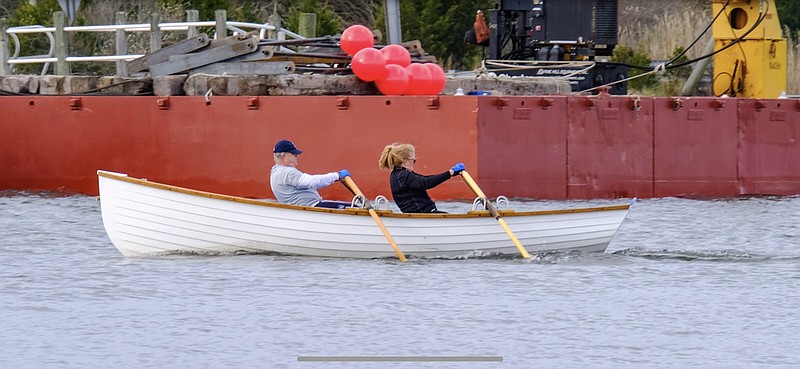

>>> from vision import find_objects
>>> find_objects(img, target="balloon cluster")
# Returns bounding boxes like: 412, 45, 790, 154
341, 25, 446, 96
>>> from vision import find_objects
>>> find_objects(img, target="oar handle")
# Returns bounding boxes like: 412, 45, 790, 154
342, 176, 370, 209
460, 171, 487, 198
343, 176, 363, 196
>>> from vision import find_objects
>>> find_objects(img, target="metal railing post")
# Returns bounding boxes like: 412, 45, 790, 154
115, 12, 128, 76
384, 0, 403, 44
215, 10, 227, 39
186, 10, 199, 39
54, 11, 70, 75
150, 13, 161, 52
0, 18, 9, 76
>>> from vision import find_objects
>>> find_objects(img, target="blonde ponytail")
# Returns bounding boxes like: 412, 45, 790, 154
378, 143, 415, 170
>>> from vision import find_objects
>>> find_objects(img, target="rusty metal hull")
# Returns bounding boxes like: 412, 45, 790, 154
1, 95, 799, 199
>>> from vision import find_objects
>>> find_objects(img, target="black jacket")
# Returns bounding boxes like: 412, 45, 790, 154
390, 167, 452, 213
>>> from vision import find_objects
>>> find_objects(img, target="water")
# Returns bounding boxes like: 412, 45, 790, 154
1, 193, 799, 368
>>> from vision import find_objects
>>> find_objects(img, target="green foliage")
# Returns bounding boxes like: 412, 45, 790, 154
8, 0, 61, 26
610, 46, 696, 96
171, 0, 267, 36
385, 0, 493, 70
658, 47, 693, 96
179, 0, 234, 22
776, 0, 800, 33
665, 46, 691, 79
0, 0, 15, 19
610, 45, 657, 92
285, 0, 341, 37
7, 0, 62, 74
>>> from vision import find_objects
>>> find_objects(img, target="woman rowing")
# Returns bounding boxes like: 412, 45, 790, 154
378, 143, 464, 213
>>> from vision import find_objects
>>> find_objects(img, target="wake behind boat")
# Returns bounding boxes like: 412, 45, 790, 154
97, 170, 633, 259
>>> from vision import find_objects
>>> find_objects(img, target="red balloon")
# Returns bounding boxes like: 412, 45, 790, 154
425, 63, 447, 95
404, 63, 433, 95
381, 44, 411, 67
351, 48, 387, 82
376, 64, 409, 95
340, 25, 374, 56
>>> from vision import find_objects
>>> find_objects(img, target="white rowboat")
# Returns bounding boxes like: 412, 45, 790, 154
98, 170, 633, 258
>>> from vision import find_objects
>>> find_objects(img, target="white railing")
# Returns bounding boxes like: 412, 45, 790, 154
0, 10, 303, 76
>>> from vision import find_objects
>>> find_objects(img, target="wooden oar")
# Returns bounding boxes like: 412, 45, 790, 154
341, 176, 407, 262
460, 171, 532, 259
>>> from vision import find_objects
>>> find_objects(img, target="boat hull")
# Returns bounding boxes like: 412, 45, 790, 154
98, 171, 631, 258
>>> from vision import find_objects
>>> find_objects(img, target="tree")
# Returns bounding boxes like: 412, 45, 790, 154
610, 45, 657, 92
376, 0, 493, 70
776, 0, 800, 33
1, 0, 18, 18
7, 0, 62, 74
285, 0, 342, 37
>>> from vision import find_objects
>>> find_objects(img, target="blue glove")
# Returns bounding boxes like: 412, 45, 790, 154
338, 169, 351, 180
451, 163, 465, 175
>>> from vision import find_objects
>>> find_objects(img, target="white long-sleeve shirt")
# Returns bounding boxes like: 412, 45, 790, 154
270, 165, 339, 206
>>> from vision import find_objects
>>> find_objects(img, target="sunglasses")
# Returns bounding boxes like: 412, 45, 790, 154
406, 158, 417, 163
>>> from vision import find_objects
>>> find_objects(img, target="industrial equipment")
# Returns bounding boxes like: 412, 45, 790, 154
712, 0, 786, 98
469, 0, 627, 94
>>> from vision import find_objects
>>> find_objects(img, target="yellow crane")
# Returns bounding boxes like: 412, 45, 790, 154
712, 0, 787, 98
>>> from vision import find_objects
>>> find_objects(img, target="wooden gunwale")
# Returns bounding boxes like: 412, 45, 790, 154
98, 171, 630, 218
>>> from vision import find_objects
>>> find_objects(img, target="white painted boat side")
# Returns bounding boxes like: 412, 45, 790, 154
98, 170, 631, 258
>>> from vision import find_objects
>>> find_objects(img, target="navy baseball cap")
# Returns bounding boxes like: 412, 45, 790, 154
273, 139, 302, 155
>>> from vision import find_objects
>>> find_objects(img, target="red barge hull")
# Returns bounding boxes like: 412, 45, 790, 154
2, 95, 799, 200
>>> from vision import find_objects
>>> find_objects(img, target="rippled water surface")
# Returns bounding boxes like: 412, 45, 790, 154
1, 193, 799, 368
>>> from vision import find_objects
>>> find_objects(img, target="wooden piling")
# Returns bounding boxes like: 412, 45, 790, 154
0, 18, 9, 75
186, 10, 199, 39
54, 11, 70, 75
115, 12, 128, 77
215, 10, 227, 39
298, 13, 316, 38
150, 13, 162, 52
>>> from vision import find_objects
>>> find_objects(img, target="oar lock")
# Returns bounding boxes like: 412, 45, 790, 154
349, 194, 392, 210
350, 194, 367, 208
472, 195, 511, 211
373, 195, 390, 210
349, 194, 511, 212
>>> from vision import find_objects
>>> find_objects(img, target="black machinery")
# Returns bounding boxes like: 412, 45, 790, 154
474, 0, 628, 94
